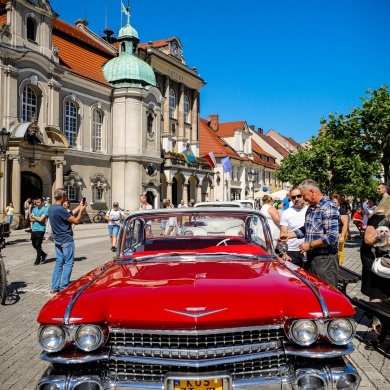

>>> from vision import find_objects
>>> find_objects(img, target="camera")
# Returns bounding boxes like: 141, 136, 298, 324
82, 197, 86, 205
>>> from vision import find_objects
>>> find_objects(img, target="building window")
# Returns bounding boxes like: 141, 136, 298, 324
92, 109, 103, 152
65, 101, 78, 147
184, 95, 190, 123
169, 89, 176, 118
22, 86, 37, 122
92, 187, 103, 202
27, 17, 37, 41
67, 185, 76, 201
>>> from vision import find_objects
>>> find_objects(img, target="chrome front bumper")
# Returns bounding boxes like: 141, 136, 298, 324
36, 356, 360, 390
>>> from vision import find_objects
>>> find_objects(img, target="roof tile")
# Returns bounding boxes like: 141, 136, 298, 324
52, 19, 114, 85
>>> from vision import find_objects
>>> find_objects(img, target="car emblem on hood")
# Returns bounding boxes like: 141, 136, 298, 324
165, 307, 227, 318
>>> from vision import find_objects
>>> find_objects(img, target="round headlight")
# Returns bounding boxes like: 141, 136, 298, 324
327, 319, 354, 345
290, 320, 319, 346
38, 325, 66, 352
75, 325, 103, 351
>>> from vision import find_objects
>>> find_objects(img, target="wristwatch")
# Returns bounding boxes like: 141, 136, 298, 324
309, 242, 314, 250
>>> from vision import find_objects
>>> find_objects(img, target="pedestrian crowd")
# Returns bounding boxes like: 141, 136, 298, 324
9, 184, 390, 334
268, 180, 390, 336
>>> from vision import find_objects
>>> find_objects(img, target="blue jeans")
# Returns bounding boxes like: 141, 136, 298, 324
51, 240, 75, 291
108, 224, 120, 236
6, 215, 12, 224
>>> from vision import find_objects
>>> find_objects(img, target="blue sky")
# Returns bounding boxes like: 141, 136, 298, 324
50, 0, 390, 143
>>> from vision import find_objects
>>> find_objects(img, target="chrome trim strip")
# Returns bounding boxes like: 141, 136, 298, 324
279, 261, 330, 318
41, 349, 110, 363
109, 350, 285, 367
285, 343, 354, 358
63, 263, 116, 325
110, 324, 284, 335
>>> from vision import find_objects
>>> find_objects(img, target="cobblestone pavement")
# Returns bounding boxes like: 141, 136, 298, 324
0, 222, 389, 389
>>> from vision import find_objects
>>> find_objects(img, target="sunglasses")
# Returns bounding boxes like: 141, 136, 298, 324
291, 194, 303, 200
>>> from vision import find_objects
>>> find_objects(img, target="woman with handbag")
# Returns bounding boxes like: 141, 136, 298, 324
360, 196, 390, 334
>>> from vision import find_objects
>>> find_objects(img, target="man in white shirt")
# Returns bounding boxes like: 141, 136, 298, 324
177, 199, 187, 208
280, 186, 308, 267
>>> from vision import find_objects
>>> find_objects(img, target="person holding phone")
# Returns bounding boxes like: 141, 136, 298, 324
48, 188, 87, 294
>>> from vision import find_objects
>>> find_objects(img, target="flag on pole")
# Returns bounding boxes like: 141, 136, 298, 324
221, 156, 233, 173
204, 152, 217, 169
121, 2, 129, 15
182, 147, 197, 163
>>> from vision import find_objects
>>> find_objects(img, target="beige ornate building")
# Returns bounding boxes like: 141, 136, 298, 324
138, 38, 210, 205
0, 0, 207, 227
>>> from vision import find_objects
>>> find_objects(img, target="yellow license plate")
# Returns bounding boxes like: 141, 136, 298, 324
173, 379, 223, 390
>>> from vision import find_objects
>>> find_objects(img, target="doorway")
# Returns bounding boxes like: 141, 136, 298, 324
21, 172, 42, 211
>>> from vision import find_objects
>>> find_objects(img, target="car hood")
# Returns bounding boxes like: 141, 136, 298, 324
37, 259, 355, 329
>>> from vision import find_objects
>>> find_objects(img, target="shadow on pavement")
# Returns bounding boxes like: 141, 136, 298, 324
345, 241, 361, 249
5, 239, 30, 245
353, 306, 390, 356
3, 281, 27, 305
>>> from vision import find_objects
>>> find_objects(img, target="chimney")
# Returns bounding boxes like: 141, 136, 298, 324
257, 127, 263, 134
249, 125, 255, 131
208, 115, 219, 132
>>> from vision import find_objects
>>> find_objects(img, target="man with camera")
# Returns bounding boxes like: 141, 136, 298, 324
48, 188, 87, 294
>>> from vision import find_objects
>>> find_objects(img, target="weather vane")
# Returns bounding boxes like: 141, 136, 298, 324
121, 1, 131, 25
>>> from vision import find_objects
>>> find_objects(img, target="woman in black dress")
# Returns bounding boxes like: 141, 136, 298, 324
360, 196, 390, 332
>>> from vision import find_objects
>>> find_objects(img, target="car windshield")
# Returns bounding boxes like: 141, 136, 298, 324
118, 208, 275, 260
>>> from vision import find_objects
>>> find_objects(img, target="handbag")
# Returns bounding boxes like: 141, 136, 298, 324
371, 254, 390, 278
44, 218, 54, 242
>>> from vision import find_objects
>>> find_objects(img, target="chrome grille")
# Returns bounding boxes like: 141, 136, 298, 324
107, 355, 287, 382
108, 326, 286, 352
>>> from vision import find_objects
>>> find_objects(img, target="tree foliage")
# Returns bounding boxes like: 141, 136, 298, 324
276, 86, 390, 197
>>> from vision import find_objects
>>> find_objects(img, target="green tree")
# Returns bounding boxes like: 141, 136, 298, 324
357, 85, 390, 183
277, 104, 382, 197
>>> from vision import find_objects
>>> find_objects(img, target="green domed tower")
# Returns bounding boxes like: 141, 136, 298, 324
104, 4, 163, 212
102, 7, 156, 88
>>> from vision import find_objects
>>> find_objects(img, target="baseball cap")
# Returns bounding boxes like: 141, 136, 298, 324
46, 197, 50, 200
113, 202, 119, 206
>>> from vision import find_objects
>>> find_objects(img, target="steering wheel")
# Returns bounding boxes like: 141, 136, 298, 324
216, 238, 230, 246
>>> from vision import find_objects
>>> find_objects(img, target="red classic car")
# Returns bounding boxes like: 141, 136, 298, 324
36, 208, 360, 390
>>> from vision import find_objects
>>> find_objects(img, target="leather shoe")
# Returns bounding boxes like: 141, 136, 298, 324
41, 253, 47, 264
49, 290, 59, 294
33, 260, 40, 266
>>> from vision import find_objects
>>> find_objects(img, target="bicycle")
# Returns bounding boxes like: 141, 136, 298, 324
93, 208, 107, 223
0, 235, 7, 305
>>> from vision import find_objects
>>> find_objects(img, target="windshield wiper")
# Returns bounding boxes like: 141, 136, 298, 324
121, 252, 198, 262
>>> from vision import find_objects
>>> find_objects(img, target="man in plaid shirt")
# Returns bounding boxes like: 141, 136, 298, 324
282, 179, 340, 288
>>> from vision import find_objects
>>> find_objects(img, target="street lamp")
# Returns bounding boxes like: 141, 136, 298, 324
0, 128, 11, 216
0, 128, 11, 154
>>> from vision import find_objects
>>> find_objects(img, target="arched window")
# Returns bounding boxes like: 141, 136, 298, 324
27, 17, 37, 41
184, 95, 190, 123
169, 89, 176, 119
65, 101, 78, 147
92, 109, 103, 152
22, 86, 37, 122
